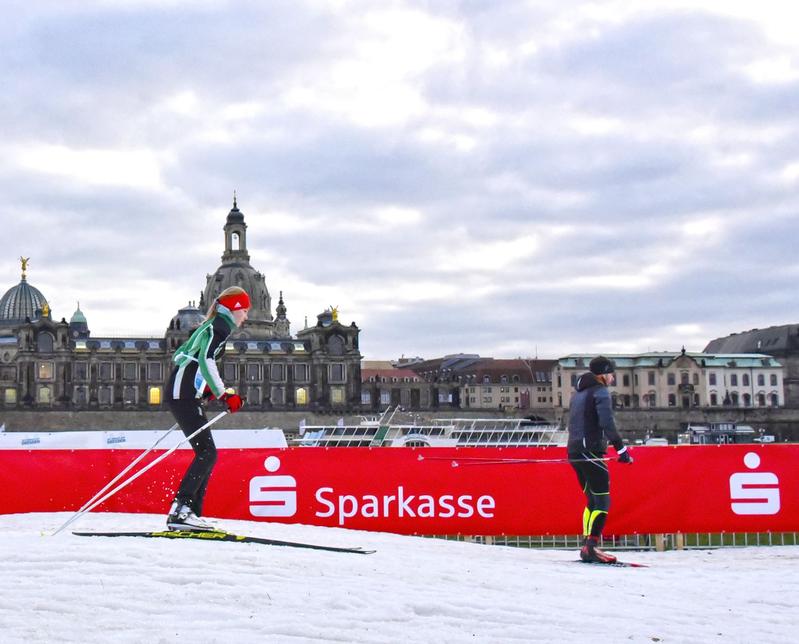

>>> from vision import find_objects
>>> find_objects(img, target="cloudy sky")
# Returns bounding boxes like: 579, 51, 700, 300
2, 0, 798, 360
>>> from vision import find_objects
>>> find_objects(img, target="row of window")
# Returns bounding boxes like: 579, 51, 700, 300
466, 386, 550, 394
610, 391, 781, 408
33, 361, 347, 384
8, 385, 348, 407
568, 371, 780, 388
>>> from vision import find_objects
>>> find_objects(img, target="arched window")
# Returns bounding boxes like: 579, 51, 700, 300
742, 393, 751, 407
742, 374, 750, 387
37, 332, 54, 353
328, 335, 345, 356
757, 393, 766, 407
680, 372, 689, 385
232, 232, 240, 250
771, 393, 779, 407
148, 387, 161, 405
692, 373, 699, 385
296, 387, 308, 406
731, 392, 739, 406
668, 393, 676, 407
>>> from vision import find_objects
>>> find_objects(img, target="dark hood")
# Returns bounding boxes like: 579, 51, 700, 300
576, 371, 602, 392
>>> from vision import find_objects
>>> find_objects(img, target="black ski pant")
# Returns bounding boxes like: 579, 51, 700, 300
570, 451, 611, 539
167, 398, 218, 516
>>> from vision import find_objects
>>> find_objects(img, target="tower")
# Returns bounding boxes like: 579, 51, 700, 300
202, 196, 275, 339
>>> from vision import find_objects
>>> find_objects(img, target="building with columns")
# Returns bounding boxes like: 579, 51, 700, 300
552, 350, 785, 411
0, 199, 362, 413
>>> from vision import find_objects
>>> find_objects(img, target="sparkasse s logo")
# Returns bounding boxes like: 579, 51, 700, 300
249, 456, 298, 518
729, 452, 780, 516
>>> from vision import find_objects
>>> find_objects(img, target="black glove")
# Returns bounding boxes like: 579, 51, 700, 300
617, 445, 633, 464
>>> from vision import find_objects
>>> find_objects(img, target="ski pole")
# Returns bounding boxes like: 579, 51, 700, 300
70, 422, 179, 519
52, 412, 227, 536
417, 454, 611, 467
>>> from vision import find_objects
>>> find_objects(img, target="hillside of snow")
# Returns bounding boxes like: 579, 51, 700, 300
1, 513, 796, 643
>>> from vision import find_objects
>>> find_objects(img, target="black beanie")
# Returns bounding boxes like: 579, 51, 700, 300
589, 356, 615, 375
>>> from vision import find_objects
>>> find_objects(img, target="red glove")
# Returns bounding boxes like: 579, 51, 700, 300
220, 390, 243, 413
202, 385, 216, 400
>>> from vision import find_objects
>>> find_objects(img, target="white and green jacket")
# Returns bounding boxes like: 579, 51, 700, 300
167, 307, 237, 401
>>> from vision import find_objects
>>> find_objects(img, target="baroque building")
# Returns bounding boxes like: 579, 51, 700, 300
0, 200, 361, 412
552, 350, 785, 411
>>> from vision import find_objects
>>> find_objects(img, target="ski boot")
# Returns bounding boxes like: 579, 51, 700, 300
167, 501, 215, 532
580, 537, 617, 564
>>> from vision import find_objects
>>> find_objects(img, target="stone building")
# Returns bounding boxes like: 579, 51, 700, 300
552, 350, 784, 411
459, 358, 556, 413
705, 325, 799, 407
359, 361, 430, 411
0, 200, 362, 413
407, 355, 556, 414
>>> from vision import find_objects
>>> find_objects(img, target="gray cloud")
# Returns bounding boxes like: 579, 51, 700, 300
2, 1, 798, 357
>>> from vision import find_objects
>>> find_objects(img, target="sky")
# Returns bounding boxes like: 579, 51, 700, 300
1, 0, 798, 360
3, 512, 798, 642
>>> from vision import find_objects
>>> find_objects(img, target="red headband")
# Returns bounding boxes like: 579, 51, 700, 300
218, 291, 251, 311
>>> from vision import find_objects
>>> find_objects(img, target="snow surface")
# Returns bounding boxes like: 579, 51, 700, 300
1, 513, 796, 643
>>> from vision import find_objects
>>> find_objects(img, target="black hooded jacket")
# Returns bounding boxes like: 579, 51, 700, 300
567, 372, 624, 455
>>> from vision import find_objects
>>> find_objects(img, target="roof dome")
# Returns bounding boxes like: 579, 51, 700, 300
170, 302, 205, 332
70, 302, 87, 325
226, 193, 245, 224
0, 277, 49, 324
68, 302, 90, 339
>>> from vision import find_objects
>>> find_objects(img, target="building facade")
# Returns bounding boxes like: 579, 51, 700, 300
705, 325, 799, 407
359, 361, 430, 411
552, 350, 785, 411
406, 355, 556, 415
0, 200, 362, 413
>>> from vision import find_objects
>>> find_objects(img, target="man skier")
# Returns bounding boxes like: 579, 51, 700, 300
567, 356, 633, 564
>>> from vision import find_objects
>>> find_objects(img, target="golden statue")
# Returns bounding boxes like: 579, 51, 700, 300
20, 256, 30, 279
330, 305, 339, 322
42, 303, 50, 317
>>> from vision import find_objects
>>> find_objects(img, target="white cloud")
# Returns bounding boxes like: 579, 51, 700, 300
12, 144, 164, 190
742, 56, 799, 84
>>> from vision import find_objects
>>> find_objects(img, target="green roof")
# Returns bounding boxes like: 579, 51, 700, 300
557, 352, 781, 369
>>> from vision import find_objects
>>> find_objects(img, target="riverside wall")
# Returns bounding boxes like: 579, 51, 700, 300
3, 407, 799, 442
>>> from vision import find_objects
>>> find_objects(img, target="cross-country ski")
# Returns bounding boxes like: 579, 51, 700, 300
576, 559, 649, 568
72, 529, 375, 554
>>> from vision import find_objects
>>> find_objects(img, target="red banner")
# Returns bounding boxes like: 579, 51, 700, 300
1, 445, 796, 535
